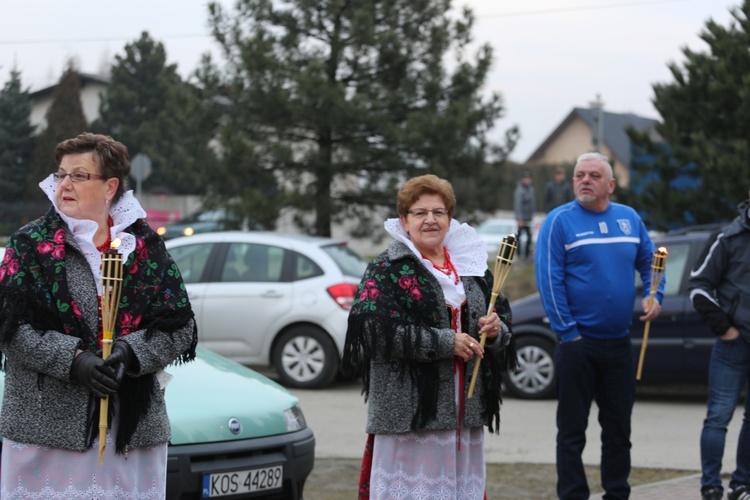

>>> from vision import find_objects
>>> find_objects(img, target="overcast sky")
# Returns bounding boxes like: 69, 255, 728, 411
0, 0, 740, 162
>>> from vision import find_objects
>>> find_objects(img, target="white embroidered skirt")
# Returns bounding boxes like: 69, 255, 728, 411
1, 434, 167, 499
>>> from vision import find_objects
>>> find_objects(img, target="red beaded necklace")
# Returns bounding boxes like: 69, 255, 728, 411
424, 247, 460, 285
96, 216, 114, 253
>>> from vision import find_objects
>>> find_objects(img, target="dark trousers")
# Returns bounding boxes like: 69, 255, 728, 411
700, 336, 750, 491
556, 335, 635, 499
517, 224, 533, 258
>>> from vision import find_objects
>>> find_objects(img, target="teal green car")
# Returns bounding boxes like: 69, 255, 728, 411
0, 346, 315, 499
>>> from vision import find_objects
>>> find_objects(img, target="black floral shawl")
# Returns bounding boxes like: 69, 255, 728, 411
342, 248, 517, 433
0, 206, 197, 452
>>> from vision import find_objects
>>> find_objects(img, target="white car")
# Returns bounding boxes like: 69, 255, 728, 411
165, 231, 368, 389
477, 217, 544, 259
477, 218, 519, 257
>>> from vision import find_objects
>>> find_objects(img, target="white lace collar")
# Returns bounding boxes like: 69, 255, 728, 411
40, 174, 147, 292
384, 217, 488, 277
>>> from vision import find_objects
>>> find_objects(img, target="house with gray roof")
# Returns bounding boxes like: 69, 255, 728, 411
29, 72, 109, 132
525, 106, 659, 188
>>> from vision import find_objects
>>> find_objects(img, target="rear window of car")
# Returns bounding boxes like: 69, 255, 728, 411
634, 240, 690, 297
222, 243, 285, 282
322, 243, 368, 278
292, 251, 324, 280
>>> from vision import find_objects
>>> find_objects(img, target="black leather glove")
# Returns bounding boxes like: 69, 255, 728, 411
103, 341, 135, 385
70, 351, 119, 398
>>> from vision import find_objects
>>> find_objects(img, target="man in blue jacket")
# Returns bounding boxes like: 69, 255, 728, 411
688, 192, 750, 500
535, 152, 664, 499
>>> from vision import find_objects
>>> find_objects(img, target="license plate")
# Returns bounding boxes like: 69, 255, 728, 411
202, 465, 283, 497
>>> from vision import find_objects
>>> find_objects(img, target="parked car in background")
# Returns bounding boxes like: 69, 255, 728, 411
166, 231, 368, 389
157, 209, 262, 240
477, 218, 518, 258
0, 342, 315, 499
477, 216, 544, 259
504, 228, 716, 399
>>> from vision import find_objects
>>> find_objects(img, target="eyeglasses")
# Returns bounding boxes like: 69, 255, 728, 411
52, 171, 107, 183
407, 208, 448, 219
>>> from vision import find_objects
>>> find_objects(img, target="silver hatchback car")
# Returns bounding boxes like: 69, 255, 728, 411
166, 231, 368, 389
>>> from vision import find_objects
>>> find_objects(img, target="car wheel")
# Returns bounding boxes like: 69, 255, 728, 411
504, 336, 556, 399
273, 326, 339, 389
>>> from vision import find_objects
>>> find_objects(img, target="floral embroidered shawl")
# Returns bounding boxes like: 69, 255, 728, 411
342, 245, 516, 432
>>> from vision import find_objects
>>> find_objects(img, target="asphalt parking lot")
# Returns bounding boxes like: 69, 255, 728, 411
290, 381, 742, 472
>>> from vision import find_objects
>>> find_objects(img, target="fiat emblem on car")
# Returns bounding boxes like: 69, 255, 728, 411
228, 417, 242, 435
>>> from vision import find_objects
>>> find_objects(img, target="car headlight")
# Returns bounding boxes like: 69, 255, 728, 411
284, 404, 307, 432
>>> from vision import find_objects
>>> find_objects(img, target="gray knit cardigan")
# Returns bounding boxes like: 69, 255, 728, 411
0, 233, 195, 452
345, 240, 515, 435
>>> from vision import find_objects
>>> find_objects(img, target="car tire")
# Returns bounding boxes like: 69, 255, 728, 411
504, 335, 556, 400
273, 326, 340, 389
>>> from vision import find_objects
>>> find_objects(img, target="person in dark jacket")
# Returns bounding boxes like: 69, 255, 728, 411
543, 167, 574, 213
514, 170, 536, 259
342, 174, 517, 499
0, 133, 197, 498
688, 193, 750, 500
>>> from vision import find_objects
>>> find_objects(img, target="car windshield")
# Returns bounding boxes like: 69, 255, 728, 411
478, 221, 516, 236
174, 210, 231, 224
322, 243, 368, 278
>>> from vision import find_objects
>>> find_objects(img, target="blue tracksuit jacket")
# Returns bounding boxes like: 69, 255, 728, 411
535, 201, 665, 343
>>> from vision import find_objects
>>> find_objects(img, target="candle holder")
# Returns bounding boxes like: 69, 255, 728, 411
468, 234, 517, 398
98, 238, 123, 465
636, 247, 668, 381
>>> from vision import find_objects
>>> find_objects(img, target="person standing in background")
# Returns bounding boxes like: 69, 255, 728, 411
535, 152, 664, 499
514, 170, 536, 259
687, 190, 750, 500
544, 167, 574, 213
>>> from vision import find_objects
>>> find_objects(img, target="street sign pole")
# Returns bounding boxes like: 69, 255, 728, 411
130, 153, 153, 199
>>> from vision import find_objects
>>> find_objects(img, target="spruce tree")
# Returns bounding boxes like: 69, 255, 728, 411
25, 64, 88, 202
204, 0, 517, 236
93, 32, 218, 194
625, 1, 750, 229
0, 68, 36, 202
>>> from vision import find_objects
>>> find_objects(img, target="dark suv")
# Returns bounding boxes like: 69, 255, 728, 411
505, 229, 716, 399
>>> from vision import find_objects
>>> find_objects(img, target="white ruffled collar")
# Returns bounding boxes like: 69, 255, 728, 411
40, 174, 147, 292
384, 217, 488, 277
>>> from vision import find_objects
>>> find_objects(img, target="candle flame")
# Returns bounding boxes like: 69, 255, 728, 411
111, 238, 121, 250
657, 247, 668, 256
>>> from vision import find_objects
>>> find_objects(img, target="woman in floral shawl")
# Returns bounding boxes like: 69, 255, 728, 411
0, 133, 197, 499
342, 174, 517, 499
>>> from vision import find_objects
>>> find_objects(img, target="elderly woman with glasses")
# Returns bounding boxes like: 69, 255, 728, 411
343, 174, 517, 499
0, 132, 197, 498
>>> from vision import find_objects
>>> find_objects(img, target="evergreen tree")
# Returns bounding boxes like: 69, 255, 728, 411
26, 64, 88, 202
93, 32, 218, 194
0, 68, 36, 202
205, 0, 517, 236
625, 2, 750, 229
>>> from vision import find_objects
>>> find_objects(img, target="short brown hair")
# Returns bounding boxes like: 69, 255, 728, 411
54, 132, 130, 203
396, 174, 456, 218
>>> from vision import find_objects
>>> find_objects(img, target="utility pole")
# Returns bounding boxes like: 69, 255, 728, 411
589, 93, 605, 152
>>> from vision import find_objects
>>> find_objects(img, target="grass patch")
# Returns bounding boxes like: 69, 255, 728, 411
304, 459, 697, 499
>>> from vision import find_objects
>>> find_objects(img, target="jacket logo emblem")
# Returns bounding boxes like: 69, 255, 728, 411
617, 219, 632, 235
